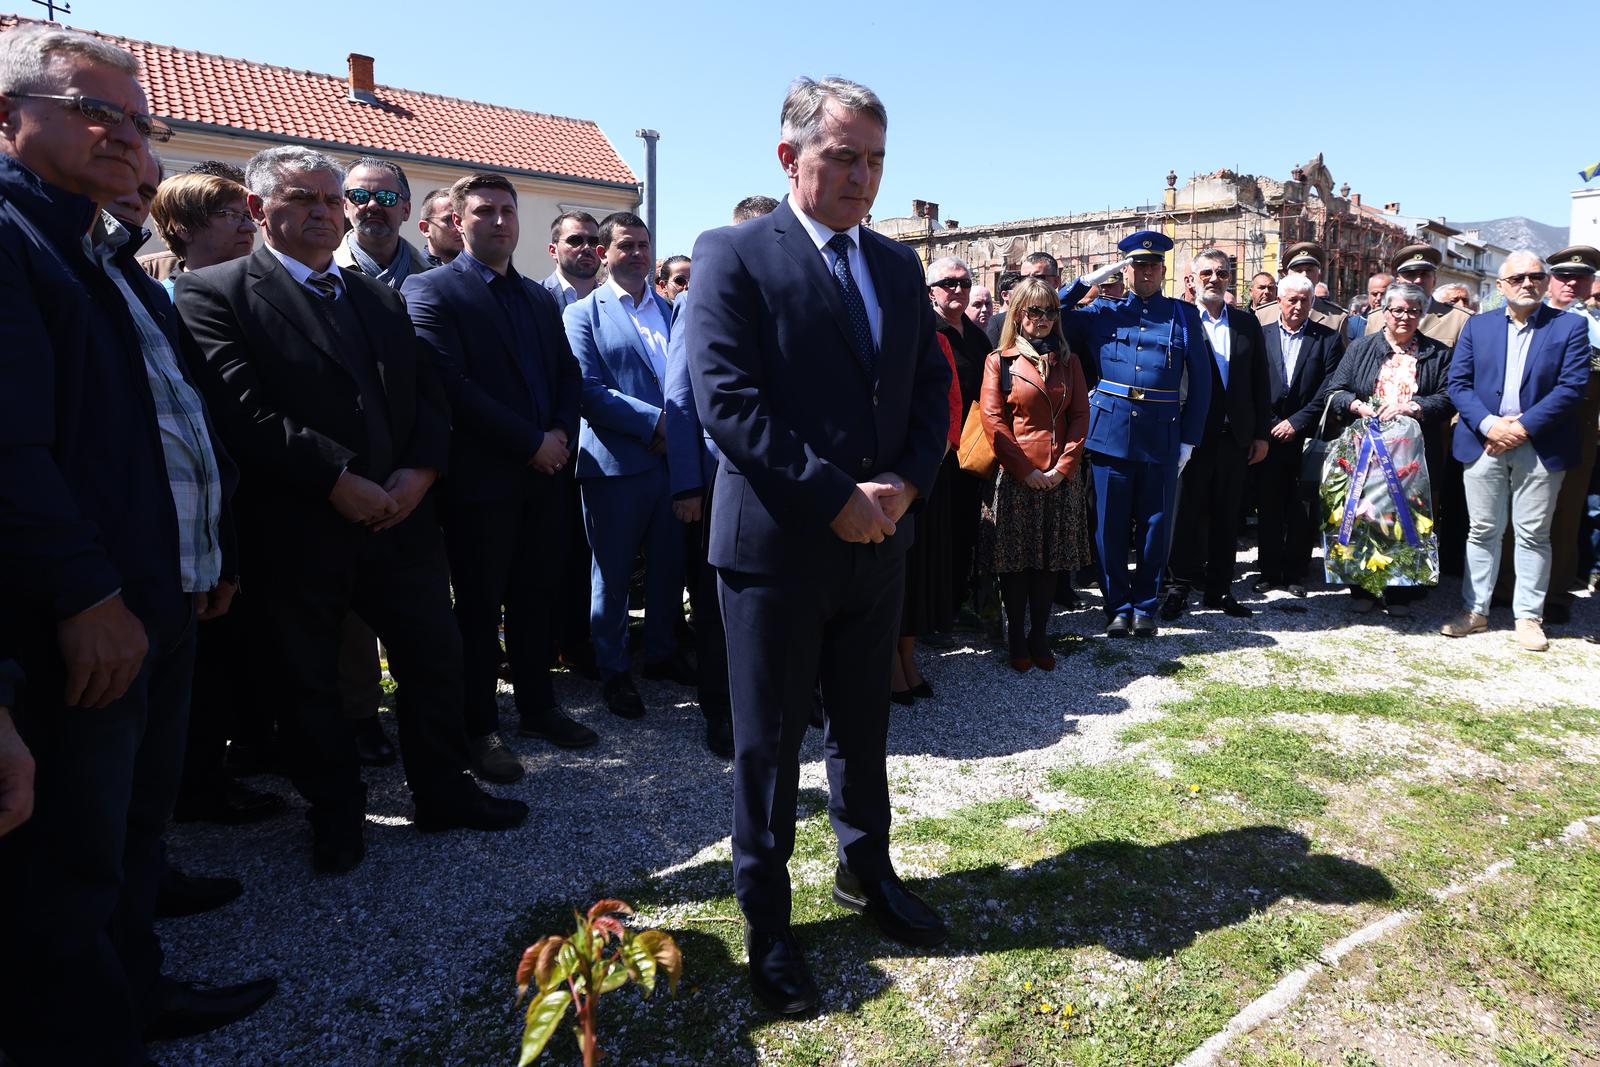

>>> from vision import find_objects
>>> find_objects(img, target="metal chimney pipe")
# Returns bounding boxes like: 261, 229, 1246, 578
635, 129, 660, 239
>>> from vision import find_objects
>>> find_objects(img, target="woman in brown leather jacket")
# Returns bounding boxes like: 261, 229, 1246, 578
979, 278, 1092, 672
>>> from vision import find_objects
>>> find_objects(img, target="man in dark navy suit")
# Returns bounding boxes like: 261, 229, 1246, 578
686, 76, 952, 1015
402, 172, 595, 780
1254, 275, 1342, 597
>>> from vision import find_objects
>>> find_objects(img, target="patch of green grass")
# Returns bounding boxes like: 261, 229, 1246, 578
1240, 1036, 1327, 1066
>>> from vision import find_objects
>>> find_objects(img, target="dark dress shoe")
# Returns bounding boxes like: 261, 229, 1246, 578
745, 926, 819, 1015
1055, 586, 1083, 610
1158, 587, 1188, 621
353, 716, 398, 767
173, 777, 288, 825
908, 680, 935, 700
310, 818, 365, 875
155, 866, 242, 919
1105, 612, 1133, 638
832, 865, 948, 946
1132, 614, 1158, 637
642, 652, 698, 687
889, 688, 915, 706
602, 673, 646, 719
1251, 576, 1278, 595
467, 732, 525, 785
1031, 650, 1056, 672
1287, 583, 1307, 599
496, 657, 515, 683
414, 777, 529, 833
144, 975, 277, 1041
517, 706, 599, 749
1008, 656, 1033, 673
704, 718, 734, 759
1203, 594, 1254, 618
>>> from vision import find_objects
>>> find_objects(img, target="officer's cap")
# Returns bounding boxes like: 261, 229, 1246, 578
1548, 245, 1599, 277
1119, 230, 1172, 263
1284, 241, 1325, 270
1391, 244, 1442, 274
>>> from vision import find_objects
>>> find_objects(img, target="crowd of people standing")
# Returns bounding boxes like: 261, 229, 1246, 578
2, 25, 1598, 1064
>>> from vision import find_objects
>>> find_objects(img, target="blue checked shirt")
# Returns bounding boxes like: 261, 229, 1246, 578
91, 213, 223, 593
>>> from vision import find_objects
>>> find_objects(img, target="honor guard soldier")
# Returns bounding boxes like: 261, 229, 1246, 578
1257, 241, 1350, 360
1058, 230, 1211, 636
1363, 243, 1471, 348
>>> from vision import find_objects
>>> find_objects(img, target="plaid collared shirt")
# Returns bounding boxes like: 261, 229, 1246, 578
91, 212, 223, 593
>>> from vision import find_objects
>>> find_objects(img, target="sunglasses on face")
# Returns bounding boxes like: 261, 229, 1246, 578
562, 235, 602, 248
1021, 305, 1058, 320
9, 93, 174, 142
1195, 268, 1230, 279
345, 188, 400, 208
929, 277, 972, 291
668, 275, 689, 287
1501, 272, 1548, 286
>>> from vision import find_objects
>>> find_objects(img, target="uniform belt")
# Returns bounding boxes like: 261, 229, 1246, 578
1096, 380, 1179, 403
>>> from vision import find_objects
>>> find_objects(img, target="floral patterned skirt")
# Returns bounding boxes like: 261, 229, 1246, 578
982, 464, 1092, 574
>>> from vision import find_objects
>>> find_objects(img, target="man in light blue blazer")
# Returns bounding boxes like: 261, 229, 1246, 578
564, 211, 696, 718
1442, 252, 1590, 651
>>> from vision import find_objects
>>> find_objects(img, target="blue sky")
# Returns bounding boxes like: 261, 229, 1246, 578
75, 0, 1591, 256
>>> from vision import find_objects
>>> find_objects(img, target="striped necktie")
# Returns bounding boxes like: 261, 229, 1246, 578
307, 272, 339, 300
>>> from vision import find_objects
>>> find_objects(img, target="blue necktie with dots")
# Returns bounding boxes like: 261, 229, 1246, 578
826, 233, 876, 375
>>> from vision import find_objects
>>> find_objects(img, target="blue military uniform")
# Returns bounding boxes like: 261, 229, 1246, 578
1059, 231, 1211, 630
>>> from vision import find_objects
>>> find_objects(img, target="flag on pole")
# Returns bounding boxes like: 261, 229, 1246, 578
1582, 162, 1600, 183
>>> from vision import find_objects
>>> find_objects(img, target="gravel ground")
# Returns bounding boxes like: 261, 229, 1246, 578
156, 561, 1600, 1066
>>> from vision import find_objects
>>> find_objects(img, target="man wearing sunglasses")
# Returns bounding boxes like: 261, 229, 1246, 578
416, 186, 463, 267
334, 156, 429, 289
1443, 253, 1590, 652
0, 23, 278, 1064
543, 210, 603, 309
1362, 244, 1470, 348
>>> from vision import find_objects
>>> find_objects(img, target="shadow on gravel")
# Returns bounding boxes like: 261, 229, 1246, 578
574, 823, 1393, 1064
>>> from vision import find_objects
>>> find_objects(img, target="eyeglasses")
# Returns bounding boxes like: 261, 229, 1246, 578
208, 208, 253, 226
929, 277, 973, 291
424, 215, 455, 227
668, 275, 689, 287
1384, 306, 1421, 318
1195, 268, 1231, 279
1500, 272, 1548, 286
562, 235, 602, 248
345, 188, 401, 208
7, 93, 173, 142
1021, 305, 1059, 320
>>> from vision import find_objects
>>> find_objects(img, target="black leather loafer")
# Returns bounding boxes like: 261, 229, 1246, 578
144, 975, 277, 1041
517, 706, 599, 749
832, 865, 948, 947
745, 926, 819, 1015
1132, 614, 1158, 637
1202, 594, 1254, 618
1105, 612, 1133, 638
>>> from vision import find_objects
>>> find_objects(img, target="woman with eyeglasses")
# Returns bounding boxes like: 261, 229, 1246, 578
149, 173, 258, 294
1318, 280, 1455, 617
979, 278, 1092, 672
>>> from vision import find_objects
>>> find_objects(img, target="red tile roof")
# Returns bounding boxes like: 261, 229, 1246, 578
0, 15, 637, 188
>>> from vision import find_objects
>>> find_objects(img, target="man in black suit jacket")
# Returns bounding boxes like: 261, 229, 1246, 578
1164, 251, 1272, 618
175, 147, 527, 874
1254, 275, 1342, 595
401, 173, 594, 774
686, 77, 952, 1015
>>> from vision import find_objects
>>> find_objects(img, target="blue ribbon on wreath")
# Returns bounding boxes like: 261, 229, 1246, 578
1337, 425, 1375, 547
1337, 418, 1421, 549
1368, 424, 1421, 548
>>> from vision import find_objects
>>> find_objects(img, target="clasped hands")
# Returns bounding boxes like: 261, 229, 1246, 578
1024, 469, 1065, 491
329, 466, 437, 531
1483, 416, 1528, 456
830, 472, 914, 544
1350, 399, 1419, 423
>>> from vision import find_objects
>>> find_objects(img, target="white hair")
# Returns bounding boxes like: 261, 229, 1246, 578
1382, 281, 1428, 310
0, 23, 138, 94
245, 145, 344, 201
926, 256, 970, 284
1277, 273, 1315, 296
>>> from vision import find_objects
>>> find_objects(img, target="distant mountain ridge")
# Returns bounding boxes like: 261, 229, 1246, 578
1454, 217, 1569, 255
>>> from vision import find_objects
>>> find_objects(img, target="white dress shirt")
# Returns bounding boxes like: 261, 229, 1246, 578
266, 244, 344, 299
609, 276, 669, 384
1199, 303, 1231, 387
788, 197, 882, 348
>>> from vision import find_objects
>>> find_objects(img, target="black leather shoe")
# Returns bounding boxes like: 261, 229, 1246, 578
642, 652, 698, 687
155, 866, 242, 919
1287, 583, 1307, 599
173, 778, 288, 825
353, 716, 397, 767
908, 680, 935, 700
889, 689, 915, 706
1132, 614, 1158, 637
517, 706, 599, 748
602, 673, 646, 719
1158, 586, 1188, 621
144, 975, 277, 1041
1203, 594, 1254, 618
1105, 612, 1133, 638
414, 777, 529, 833
833, 865, 948, 946
745, 926, 819, 1015
310, 814, 365, 876
467, 732, 525, 784
705, 718, 734, 759
1251, 576, 1278, 595
1055, 586, 1084, 610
